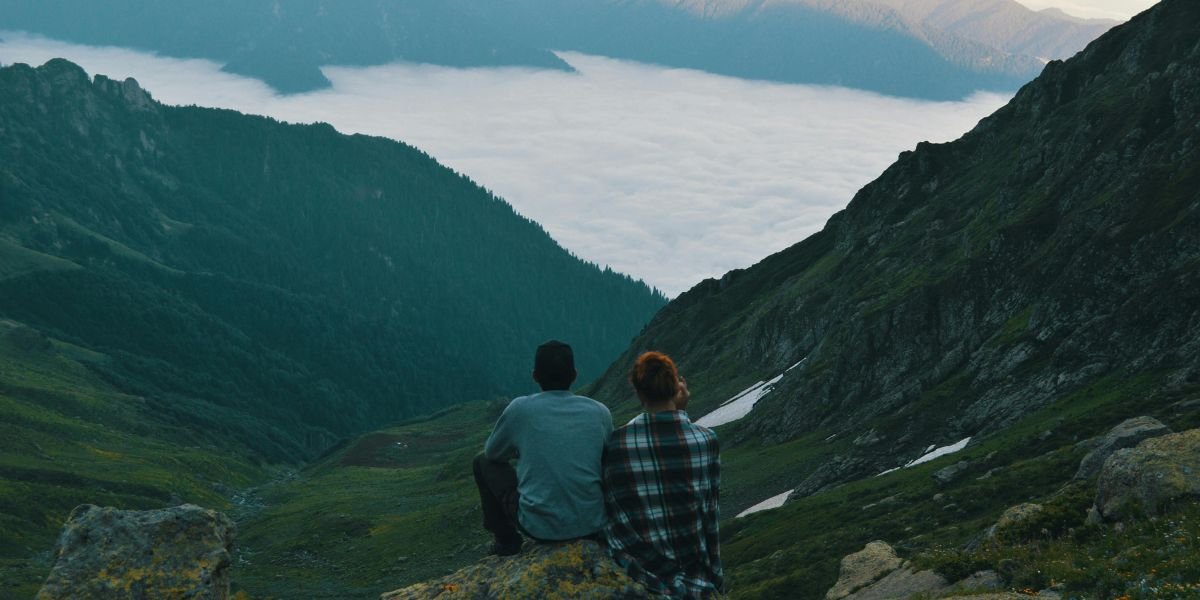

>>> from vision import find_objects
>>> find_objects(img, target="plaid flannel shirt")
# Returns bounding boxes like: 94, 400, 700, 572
603, 410, 723, 599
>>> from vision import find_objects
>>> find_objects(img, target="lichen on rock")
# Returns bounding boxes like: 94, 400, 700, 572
825, 541, 904, 599
37, 504, 235, 600
1096, 428, 1200, 520
1073, 416, 1171, 480
381, 540, 656, 600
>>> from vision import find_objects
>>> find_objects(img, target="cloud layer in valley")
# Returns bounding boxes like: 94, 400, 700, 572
0, 33, 1010, 296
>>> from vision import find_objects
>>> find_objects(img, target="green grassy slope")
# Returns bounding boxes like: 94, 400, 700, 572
230, 401, 502, 599
723, 378, 1200, 598
229, 376, 1199, 599
0, 320, 270, 597
0, 238, 79, 281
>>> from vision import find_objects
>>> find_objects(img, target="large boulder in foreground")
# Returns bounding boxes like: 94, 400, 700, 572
1096, 429, 1200, 520
37, 504, 235, 600
381, 540, 653, 600
1074, 416, 1171, 480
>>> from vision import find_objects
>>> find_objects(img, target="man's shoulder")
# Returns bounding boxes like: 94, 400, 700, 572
571, 394, 612, 416
504, 394, 535, 412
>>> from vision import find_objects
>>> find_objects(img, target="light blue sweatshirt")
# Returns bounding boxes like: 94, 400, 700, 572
484, 390, 614, 540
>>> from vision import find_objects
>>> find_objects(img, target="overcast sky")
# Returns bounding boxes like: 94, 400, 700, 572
1012, 0, 1158, 20
0, 33, 1011, 296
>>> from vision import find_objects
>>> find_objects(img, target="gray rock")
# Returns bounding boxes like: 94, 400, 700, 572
1170, 398, 1200, 414
793, 455, 867, 499
976, 502, 1046, 548
825, 541, 903, 600
1074, 416, 1171, 480
951, 570, 1005, 591
854, 429, 882, 447
934, 461, 970, 485
844, 566, 949, 600
949, 595, 1026, 599
1096, 429, 1200, 520
992, 503, 1044, 536
381, 540, 652, 599
37, 504, 235, 600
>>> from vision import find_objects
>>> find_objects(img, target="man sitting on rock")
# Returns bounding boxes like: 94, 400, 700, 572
473, 340, 614, 555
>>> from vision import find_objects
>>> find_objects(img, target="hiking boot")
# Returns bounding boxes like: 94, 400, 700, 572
488, 537, 522, 556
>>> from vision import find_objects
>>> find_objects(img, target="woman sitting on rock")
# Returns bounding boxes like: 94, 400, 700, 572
603, 351, 723, 598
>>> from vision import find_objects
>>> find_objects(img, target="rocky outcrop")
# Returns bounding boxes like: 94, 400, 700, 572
381, 540, 653, 600
825, 541, 903, 599
1074, 416, 1171, 480
825, 541, 953, 600
985, 503, 1044, 542
933, 461, 970, 485
951, 570, 1004, 592
826, 542, 1024, 599
37, 504, 235, 600
844, 567, 949, 600
1096, 429, 1200, 520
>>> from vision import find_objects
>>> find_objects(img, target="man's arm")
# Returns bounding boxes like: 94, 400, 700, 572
483, 401, 520, 461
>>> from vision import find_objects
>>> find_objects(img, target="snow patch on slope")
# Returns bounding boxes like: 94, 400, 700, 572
877, 437, 973, 476
695, 359, 805, 428
736, 490, 793, 518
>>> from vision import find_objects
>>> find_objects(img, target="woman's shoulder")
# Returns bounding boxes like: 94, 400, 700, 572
683, 416, 717, 439
607, 414, 646, 442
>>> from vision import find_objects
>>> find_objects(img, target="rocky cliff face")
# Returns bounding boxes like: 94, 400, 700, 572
588, 0, 1200, 486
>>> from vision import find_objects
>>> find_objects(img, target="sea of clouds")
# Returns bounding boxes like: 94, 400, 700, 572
1, 32, 1013, 296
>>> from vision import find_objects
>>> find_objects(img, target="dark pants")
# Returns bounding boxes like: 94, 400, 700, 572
473, 453, 521, 543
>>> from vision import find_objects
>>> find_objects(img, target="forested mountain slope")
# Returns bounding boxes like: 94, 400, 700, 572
586, 0, 1199, 485
0, 59, 664, 462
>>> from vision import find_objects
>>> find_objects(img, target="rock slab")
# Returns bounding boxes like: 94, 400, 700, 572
1074, 416, 1171, 480
1096, 428, 1200, 520
37, 504, 235, 600
381, 540, 653, 600
826, 541, 958, 600
844, 566, 949, 600
825, 541, 903, 599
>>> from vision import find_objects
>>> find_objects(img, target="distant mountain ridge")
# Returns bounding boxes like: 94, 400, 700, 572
1, 0, 1117, 99
0, 1, 573, 93
458, 0, 1119, 99
862, 0, 1118, 59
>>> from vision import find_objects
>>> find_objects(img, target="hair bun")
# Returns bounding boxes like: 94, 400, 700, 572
630, 351, 679, 404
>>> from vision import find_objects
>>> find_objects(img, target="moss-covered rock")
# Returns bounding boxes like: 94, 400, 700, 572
380, 540, 654, 600
37, 504, 235, 600
1096, 428, 1200, 520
